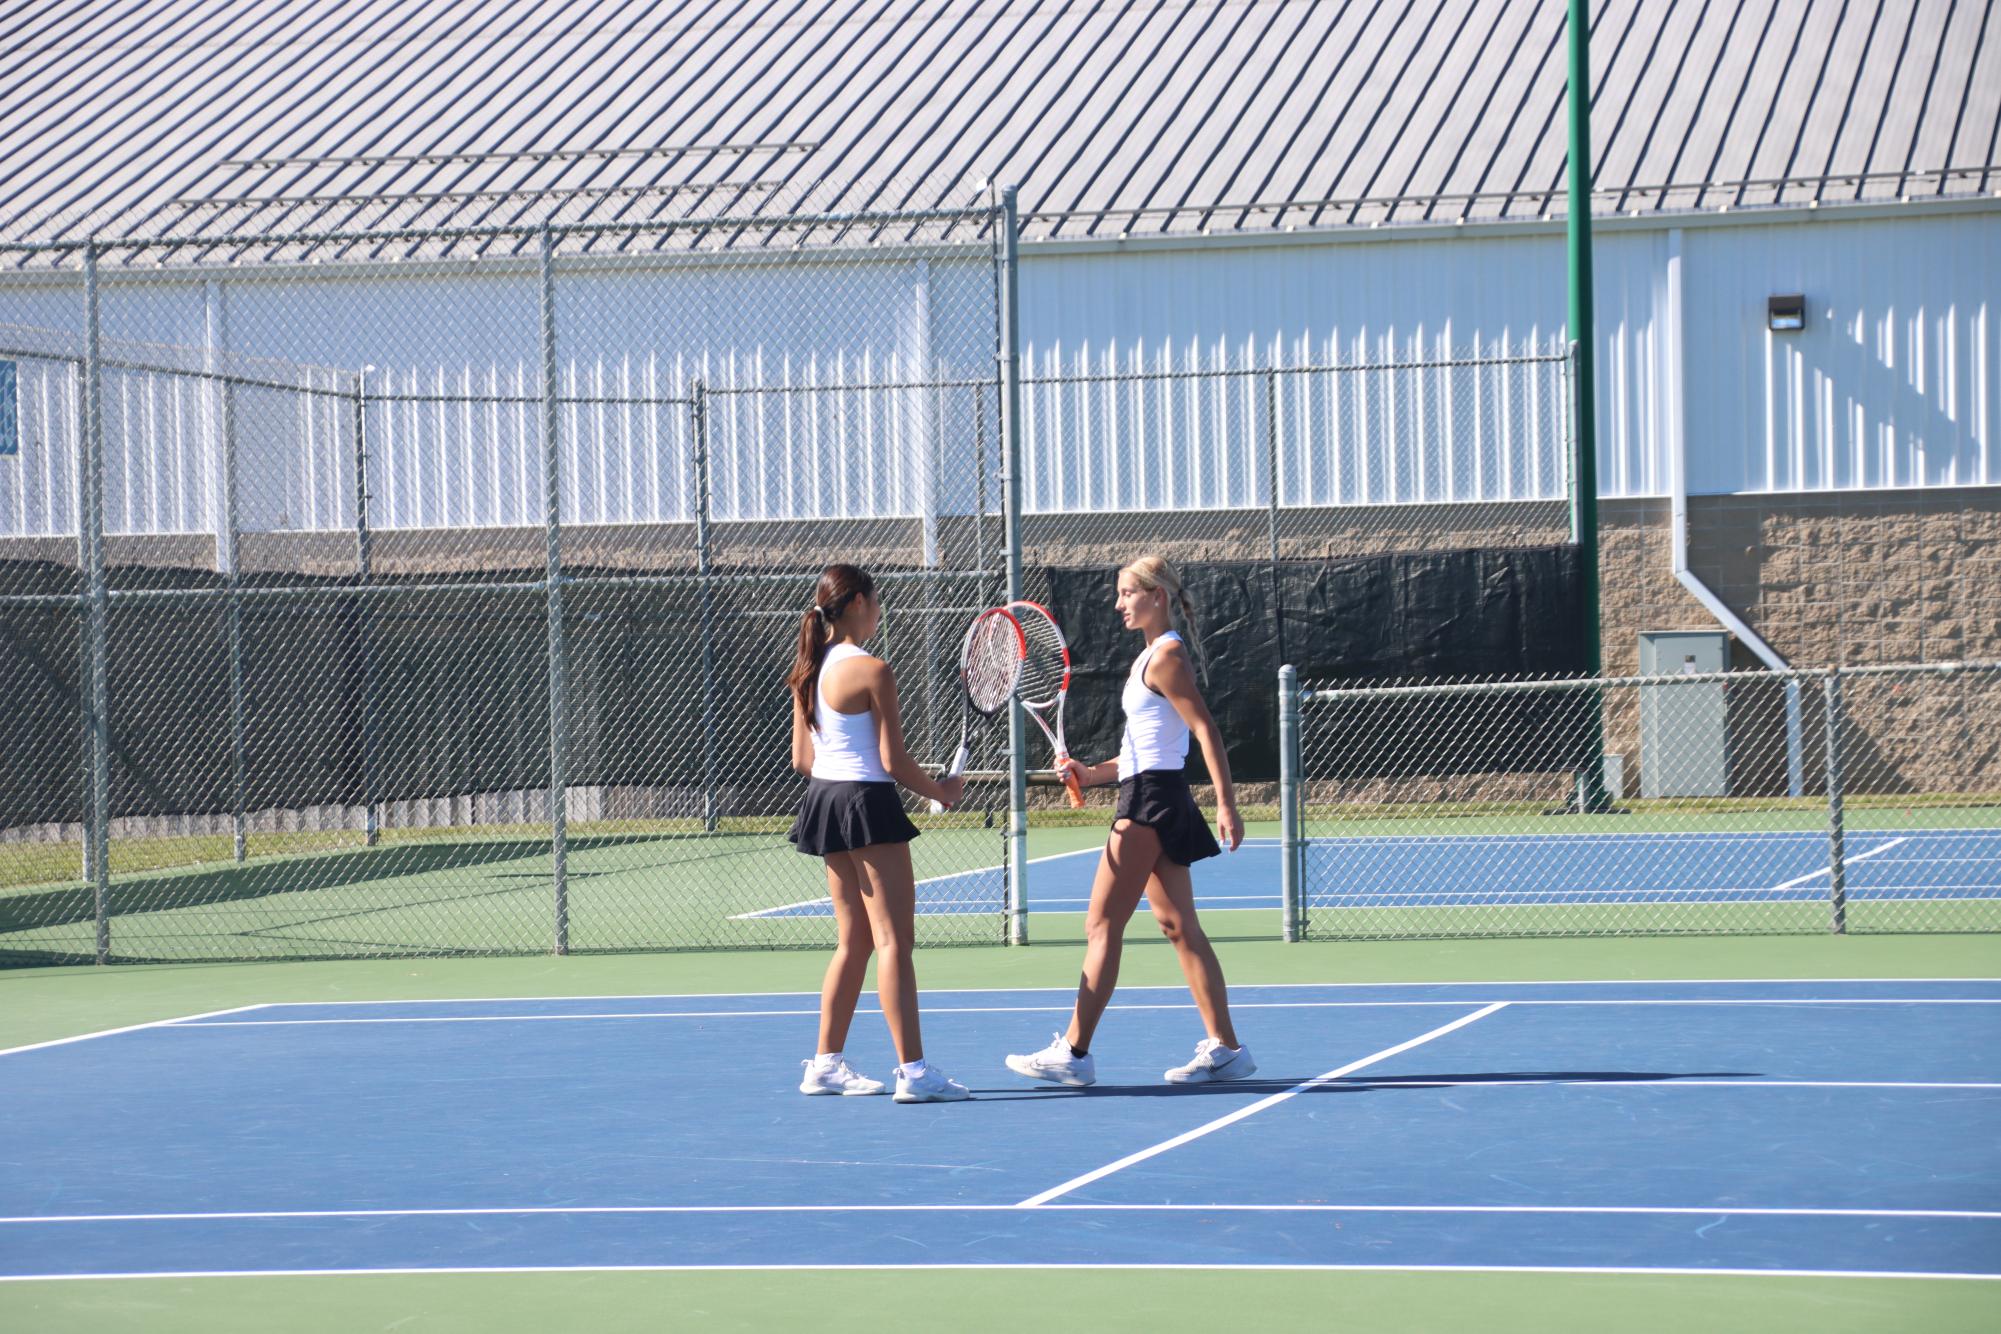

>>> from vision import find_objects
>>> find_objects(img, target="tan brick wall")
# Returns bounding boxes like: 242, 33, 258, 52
1601, 489, 2001, 797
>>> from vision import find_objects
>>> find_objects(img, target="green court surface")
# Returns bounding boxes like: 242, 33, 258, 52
4, 931, 1999, 1333
0, 819, 1022, 963
6, 800, 1996, 963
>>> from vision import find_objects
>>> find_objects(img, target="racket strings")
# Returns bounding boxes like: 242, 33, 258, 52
962, 615, 1021, 713
1013, 610, 1070, 708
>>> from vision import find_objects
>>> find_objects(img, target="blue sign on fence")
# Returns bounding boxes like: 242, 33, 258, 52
0, 360, 15, 456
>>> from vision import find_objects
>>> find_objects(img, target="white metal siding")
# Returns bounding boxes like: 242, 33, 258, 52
1018, 210, 1998, 502
1021, 229, 1578, 512
3, 210, 1996, 542
1682, 212, 1999, 492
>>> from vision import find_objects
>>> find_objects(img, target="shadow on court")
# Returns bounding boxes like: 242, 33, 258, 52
961, 1070, 1761, 1101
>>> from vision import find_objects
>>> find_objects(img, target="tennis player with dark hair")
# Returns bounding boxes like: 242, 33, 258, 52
788, 563, 971, 1103
1005, 554, 1253, 1086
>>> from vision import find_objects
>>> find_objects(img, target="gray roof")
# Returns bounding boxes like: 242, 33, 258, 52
2, 0, 1996, 252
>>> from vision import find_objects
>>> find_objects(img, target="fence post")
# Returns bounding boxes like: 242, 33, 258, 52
1264, 370, 1285, 668
973, 381, 990, 589
999, 187, 1029, 946
1823, 668, 1847, 935
1566, 339, 1612, 814
1782, 678, 1805, 799
1279, 664, 1301, 942
354, 366, 380, 847
71, 318, 92, 888
690, 379, 721, 834
81, 240, 111, 963
539, 224, 568, 955
217, 344, 247, 864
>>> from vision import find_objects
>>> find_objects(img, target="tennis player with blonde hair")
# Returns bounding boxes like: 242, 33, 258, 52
1005, 555, 1254, 1086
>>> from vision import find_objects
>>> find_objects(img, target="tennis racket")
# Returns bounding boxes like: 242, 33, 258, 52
928, 607, 1024, 813
1007, 599, 1085, 810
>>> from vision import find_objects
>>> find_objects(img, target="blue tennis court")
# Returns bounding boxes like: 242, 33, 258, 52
737, 829, 2001, 918
3, 979, 1997, 1280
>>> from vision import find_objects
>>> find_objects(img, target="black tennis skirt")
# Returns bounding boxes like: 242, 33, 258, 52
788, 779, 921, 857
1115, 768, 1222, 867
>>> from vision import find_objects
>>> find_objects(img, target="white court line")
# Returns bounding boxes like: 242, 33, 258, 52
1871, 856, 2001, 863
1016, 1002, 1511, 1207
161, 997, 2001, 1027
193, 978, 2001, 1008
726, 829, 1982, 920
6, 1201, 1997, 1225
1769, 838, 1909, 891
730, 845, 1113, 919
1487, 1080, 2001, 1090
3, 1263, 1993, 1283
1302, 828, 2001, 844
726, 895, 830, 920
1035, 893, 1278, 903
0, 1004, 269, 1059
1311, 884, 1994, 900
751, 883, 2001, 919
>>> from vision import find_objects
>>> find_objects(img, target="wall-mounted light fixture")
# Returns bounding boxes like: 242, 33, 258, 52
1767, 294, 1806, 332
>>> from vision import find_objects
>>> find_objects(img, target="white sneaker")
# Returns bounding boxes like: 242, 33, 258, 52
1164, 1037, 1256, 1084
894, 1064, 971, 1103
799, 1058, 886, 1096
1005, 1033, 1097, 1087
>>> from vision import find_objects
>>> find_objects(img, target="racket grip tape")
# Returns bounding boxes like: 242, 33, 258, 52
1059, 753, 1085, 809
928, 743, 971, 814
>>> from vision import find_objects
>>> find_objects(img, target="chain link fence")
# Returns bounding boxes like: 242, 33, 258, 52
1278, 661, 2001, 940
1021, 345, 1571, 559
2, 186, 1591, 964
21, 187, 1977, 964
1015, 343, 1574, 641
0, 201, 1014, 963
1008, 344, 1580, 824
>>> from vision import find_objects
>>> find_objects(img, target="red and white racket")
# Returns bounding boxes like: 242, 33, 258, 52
929, 607, 1024, 813
1006, 599, 1085, 810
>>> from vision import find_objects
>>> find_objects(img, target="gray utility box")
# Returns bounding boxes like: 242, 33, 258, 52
1638, 631, 1731, 798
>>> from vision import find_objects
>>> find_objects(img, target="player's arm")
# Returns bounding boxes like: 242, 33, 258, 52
791, 692, 815, 775
867, 660, 964, 809
1149, 639, 1243, 851
1057, 755, 1119, 788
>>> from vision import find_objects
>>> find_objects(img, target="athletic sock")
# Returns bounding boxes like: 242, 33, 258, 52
1069, 1044, 1089, 1059
813, 1051, 842, 1068
899, 1059, 928, 1079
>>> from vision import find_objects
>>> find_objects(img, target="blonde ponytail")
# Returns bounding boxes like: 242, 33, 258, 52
1123, 554, 1207, 683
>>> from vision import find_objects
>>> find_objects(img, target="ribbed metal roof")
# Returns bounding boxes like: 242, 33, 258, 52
2, 0, 1996, 252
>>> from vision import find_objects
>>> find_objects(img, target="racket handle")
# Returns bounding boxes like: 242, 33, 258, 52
929, 743, 971, 814
1059, 755, 1085, 809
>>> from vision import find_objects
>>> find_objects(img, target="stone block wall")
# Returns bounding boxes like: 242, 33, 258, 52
1599, 489, 2001, 798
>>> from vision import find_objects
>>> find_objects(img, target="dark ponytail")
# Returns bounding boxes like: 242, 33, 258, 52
787, 564, 876, 727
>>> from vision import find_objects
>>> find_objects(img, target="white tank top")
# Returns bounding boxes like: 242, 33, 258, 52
811, 642, 891, 783
1117, 631, 1191, 781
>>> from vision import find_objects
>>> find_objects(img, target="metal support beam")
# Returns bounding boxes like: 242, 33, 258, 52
80, 241, 112, 963
1264, 370, 1285, 668
540, 225, 568, 954
354, 367, 380, 846
999, 187, 1029, 946
1566, 0, 1610, 813
691, 380, 721, 834
1279, 663, 1301, 942
1824, 670, 1847, 934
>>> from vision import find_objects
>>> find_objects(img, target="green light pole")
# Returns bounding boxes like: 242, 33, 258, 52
1568, 0, 1611, 811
